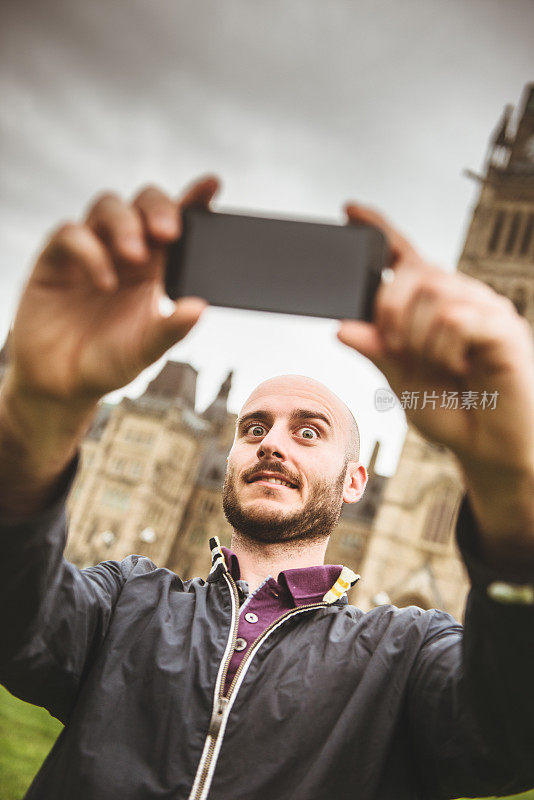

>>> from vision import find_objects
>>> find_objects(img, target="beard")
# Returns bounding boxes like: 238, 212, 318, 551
222, 462, 347, 545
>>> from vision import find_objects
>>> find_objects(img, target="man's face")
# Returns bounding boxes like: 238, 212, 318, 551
223, 376, 365, 545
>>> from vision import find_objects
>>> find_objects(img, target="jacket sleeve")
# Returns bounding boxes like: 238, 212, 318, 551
0, 458, 130, 724
406, 496, 534, 800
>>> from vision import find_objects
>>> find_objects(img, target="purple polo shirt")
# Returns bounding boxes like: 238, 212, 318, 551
221, 546, 343, 695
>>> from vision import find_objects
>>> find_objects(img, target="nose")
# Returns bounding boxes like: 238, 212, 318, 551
256, 424, 287, 461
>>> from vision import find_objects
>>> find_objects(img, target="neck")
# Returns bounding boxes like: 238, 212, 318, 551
229, 532, 329, 593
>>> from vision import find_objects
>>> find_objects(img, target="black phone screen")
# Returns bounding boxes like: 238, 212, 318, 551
165, 207, 388, 322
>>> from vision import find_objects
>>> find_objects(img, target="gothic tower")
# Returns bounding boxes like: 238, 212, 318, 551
459, 83, 534, 323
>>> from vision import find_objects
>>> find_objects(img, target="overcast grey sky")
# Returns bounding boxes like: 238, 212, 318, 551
1, 0, 533, 473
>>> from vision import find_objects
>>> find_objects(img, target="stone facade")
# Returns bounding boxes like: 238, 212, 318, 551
351, 429, 467, 619
66, 363, 217, 568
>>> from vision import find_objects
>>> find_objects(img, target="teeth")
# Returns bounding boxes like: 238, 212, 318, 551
260, 477, 292, 487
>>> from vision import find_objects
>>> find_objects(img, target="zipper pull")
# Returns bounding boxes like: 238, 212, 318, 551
208, 696, 229, 737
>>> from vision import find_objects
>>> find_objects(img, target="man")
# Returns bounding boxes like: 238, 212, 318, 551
0, 176, 533, 800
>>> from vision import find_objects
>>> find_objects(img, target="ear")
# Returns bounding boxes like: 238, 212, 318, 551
342, 463, 367, 504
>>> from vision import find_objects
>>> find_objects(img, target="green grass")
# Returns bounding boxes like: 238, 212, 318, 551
0, 685, 62, 799
0, 684, 533, 799
456, 795, 534, 800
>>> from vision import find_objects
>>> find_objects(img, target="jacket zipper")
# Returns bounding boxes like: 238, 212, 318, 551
187, 571, 239, 800
187, 571, 329, 800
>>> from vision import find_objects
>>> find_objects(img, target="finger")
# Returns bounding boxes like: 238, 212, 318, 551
344, 202, 420, 263
337, 320, 409, 396
374, 265, 428, 350
38, 223, 117, 291
336, 319, 388, 367
405, 290, 447, 357
179, 174, 220, 210
401, 275, 507, 358
377, 263, 497, 355
457, 299, 531, 373
145, 296, 208, 361
427, 306, 473, 376
85, 192, 148, 263
416, 294, 521, 378
132, 185, 180, 242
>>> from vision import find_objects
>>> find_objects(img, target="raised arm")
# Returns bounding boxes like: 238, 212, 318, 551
337, 202, 534, 796
0, 176, 219, 519
0, 177, 219, 719
338, 202, 534, 569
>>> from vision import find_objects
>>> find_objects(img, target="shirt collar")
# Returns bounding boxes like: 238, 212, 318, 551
221, 545, 345, 607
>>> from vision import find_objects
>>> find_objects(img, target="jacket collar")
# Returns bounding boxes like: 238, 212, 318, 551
207, 536, 359, 605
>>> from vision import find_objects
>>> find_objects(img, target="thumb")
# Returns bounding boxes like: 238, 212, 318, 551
338, 321, 407, 394
146, 296, 208, 361
337, 320, 388, 369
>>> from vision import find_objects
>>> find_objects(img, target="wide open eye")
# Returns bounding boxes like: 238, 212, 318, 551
247, 424, 267, 437
298, 426, 318, 440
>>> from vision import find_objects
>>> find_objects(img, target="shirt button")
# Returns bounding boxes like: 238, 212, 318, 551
235, 637, 247, 652
244, 612, 259, 623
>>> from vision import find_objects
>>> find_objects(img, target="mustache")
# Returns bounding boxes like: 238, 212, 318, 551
243, 462, 300, 488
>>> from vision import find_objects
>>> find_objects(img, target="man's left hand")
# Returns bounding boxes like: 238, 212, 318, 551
337, 203, 534, 566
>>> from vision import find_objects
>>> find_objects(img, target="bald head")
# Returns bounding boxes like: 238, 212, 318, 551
225, 374, 366, 546
239, 375, 360, 462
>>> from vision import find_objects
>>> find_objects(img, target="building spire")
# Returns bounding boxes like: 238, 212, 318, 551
143, 360, 198, 408
486, 103, 513, 170
491, 104, 513, 148
367, 440, 380, 476
202, 371, 234, 425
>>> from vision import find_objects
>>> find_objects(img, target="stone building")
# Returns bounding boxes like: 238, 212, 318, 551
352, 429, 466, 617
352, 83, 534, 621
65, 362, 232, 569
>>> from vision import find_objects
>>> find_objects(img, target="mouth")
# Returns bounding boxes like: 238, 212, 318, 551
245, 472, 298, 489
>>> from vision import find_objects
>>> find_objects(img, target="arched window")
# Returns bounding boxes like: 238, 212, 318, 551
520, 213, 534, 256
504, 212, 521, 255
422, 484, 460, 545
488, 210, 505, 253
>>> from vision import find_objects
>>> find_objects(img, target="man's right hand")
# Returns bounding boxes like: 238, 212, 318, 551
8, 176, 219, 404
0, 175, 219, 516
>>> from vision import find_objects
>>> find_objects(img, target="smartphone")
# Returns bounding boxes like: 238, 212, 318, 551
165, 207, 388, 322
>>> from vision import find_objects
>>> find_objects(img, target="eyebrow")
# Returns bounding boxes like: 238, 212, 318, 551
236, 408, 333, 431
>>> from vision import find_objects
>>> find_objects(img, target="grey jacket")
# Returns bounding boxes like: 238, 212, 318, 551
1, 474, 533, 800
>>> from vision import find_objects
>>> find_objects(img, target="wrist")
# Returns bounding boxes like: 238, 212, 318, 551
459, 459, 534, 570
0, 371, 97, 516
